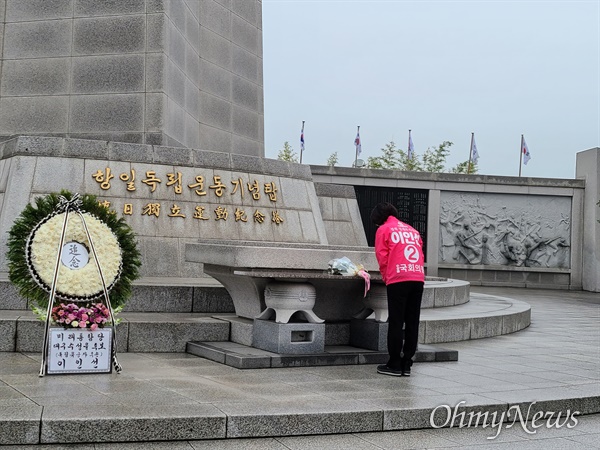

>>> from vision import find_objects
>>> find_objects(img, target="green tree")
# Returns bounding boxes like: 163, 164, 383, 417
367, 141, 403, 169
422, 141, 452, 172
326, 152, 339, 167
451, 160, 479, 174
277, 141, 298, 163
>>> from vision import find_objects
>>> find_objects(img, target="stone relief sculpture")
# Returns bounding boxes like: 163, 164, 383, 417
439, 193, 571, 268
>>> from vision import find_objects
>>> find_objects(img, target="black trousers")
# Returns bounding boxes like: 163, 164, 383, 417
386, 281, 424, 370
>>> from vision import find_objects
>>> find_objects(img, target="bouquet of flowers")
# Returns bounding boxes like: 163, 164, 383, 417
327, 256, 371, 297
50, 302, 111, 331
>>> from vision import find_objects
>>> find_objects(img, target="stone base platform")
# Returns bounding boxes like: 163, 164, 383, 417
186, 341, 458, 369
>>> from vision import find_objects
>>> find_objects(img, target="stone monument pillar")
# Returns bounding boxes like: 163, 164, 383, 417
576, 147, 600, 292
0, 0, 264, 156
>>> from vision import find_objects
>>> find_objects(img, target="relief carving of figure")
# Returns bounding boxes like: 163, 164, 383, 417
440, 194, 571, 269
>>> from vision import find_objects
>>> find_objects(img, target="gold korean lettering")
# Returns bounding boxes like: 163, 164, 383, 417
214, 206, 228, 220
168, 204, 185, 218
188, 176, 207, 196
119, 169, 136, 191
123, 204, 133, 215
272, 210, 284, 225
98, 200, 111, 209
142, 171, 162, 193
248, 180, 260, 200
142, 203, 161, 217
193, 206, 209, 220
209, 176, 227, 197
92, 168, 114, 190
264, 182, 278, 202
234, 207, 248, 222
166, 172, 183, 194
253, 210, 265, 224
231, 178, 245, 198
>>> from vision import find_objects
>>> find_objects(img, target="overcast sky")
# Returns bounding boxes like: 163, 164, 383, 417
261, 0, 599, 179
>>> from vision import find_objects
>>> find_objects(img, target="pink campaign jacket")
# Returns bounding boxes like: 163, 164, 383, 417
375, 216, 425, 285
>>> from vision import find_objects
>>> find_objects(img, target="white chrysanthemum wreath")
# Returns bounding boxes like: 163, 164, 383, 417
28, 212, 122, 300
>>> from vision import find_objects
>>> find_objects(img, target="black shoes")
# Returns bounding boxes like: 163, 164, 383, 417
400, 359, 412, 377
377, 365, 403, 376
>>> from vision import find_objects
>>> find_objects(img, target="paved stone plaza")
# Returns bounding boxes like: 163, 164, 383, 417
1, 286, 598, 448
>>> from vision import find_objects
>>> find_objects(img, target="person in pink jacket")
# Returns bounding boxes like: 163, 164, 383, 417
371, 202, 425, 376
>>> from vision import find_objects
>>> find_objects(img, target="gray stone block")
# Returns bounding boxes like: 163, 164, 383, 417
271, 353, 359, 368
4, 20, 72, 59
231, 76, 262, 111
324, 322, 350, 346
40, 404, 226, 443
72, 54, 145, 94
502, 308, 531, 334
470, 315, 503, 339
421, 288, 434, 308
186, 341, 226, 363
232, 106, 260, 140
225, 352, 270, 369
199, 0, 230, 38
228, 316, 253, 346
6, 0, 73, 22
74, 0, 145, 16
153, 145, 194, 165
168, 22, 186, 72
199, 26, 231, 69
350, 319, 388, 351
125, 285, 193, 312
146, 13, 167, 52
31, 156, 85, 194
108, 141, 153, 163
185, 78, 200, 120
145, 92, 167, 132
199, 59, 232, 101
199, 91, 232, 130
126, 318, 229, 352
424, 318, 471, 344
231, 13, 259, 55
314, 183, 357, 199
73, 15, 146, 55
192, 287, 234, 313
0, 319, 16, 351
252, 319, 325, 354
231, 135, 263, 158
222, 401, 381, 438
0, 96, 69, 133
64, 138, 108, 159
70, 94, 144, 132
16, 316, 44, 352
0, 281, 28, 309
0, 403, 43, 445
232, 44, 259, 84
197, 124, 233, 154
230, 154, 265, 174
0, 58, 70, 96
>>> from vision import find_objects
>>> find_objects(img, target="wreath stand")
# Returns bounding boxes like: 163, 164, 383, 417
38, 194, 122, 377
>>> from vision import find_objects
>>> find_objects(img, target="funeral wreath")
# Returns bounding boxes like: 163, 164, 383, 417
7, 191, 141, 327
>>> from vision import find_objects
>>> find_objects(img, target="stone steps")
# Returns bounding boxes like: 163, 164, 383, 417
0, 292, 531, 355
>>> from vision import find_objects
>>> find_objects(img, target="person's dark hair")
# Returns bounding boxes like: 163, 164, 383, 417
370, 202, 398, 226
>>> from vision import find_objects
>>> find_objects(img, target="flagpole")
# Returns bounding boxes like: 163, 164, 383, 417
518, 134, 524, 177
467, 132, 474, 174
408, 129, 412, 159
354, 125, 360, 167
300, 120, 305, 164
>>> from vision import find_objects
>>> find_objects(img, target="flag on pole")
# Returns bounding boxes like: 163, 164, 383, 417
471, 135, 480, 164
354, 128, 361, 155
300, 123, 305, 152
522, 137, 531, 165
408, 130, 415, 159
